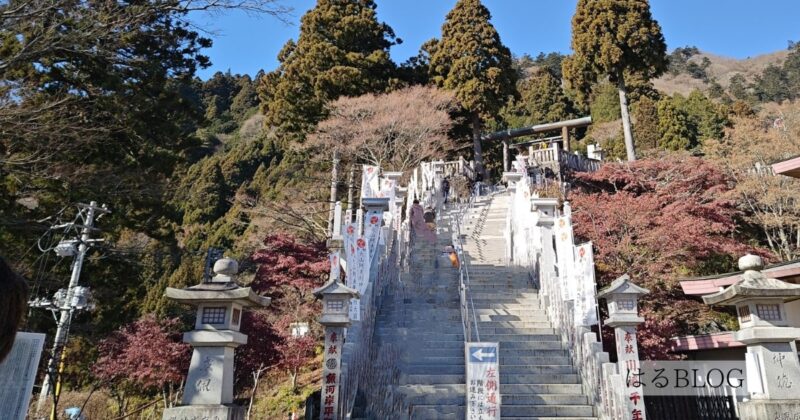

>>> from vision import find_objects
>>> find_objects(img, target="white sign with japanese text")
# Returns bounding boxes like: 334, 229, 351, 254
320, 327, 344, 420
573, 242, 598, 326
554, 215, 576, 300
361, 165, 380, 198
466, 342, 501, 420
0, 332, 45, 420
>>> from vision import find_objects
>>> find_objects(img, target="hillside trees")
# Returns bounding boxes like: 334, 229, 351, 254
502, 68, 575, 128
428, 0, 517, 177
258, 0, 399, 136
93, 316, 190, 413
564, 0, 667, 161
570, 156, 758, 357
656, 98, 693, 150
632, 96, 659, 151
308, 86, 456, 171
704, 103, 800, 261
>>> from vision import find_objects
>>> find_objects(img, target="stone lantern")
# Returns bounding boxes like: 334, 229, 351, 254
703, 254, 800, 417
163, 257, 270, 420
531, 197, 558, 224
597, 274, 649, 328
597, 274, 650, 420
314, 280, 360, 328
502, 172, 522, 193
314, 280, 359, 420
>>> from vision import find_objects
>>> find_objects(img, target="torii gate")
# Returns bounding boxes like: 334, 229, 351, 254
481, 116, 593, 171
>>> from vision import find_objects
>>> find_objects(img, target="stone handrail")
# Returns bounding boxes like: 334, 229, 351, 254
337, 158, 475, 419
338, 224, 400, 418
528, 148, 601, 173
505, 174, 628, 420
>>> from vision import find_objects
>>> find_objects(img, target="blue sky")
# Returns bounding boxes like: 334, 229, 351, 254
193, 0, 800, 79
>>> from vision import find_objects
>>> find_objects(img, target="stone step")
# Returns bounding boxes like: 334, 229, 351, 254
477, 321, 553, 328
503, 394, 589, 405
481, 327, 556, 335
501, 417, 596, 420
409, 340, 563, 350
502, 405, 594, 418
470, 292, 539, 299
401, 373, 580, 385
413, 347, 568, 358
397, 391, 588, 407
409, 405, 464, 420
478, 314, 551, 322
408, 404, 595, 419
402, 365, 576, 375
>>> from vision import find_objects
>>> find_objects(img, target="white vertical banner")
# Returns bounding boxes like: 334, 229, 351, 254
554, 215, 576, 300
361, 165, 380, 199
364, 210, 383, 263
346, 237, 370, 321
0, 332, 45, 420
329, 251, 341, 282
466, 342, 501, 420
343, 223, 357, 263
573, 242, 599, 326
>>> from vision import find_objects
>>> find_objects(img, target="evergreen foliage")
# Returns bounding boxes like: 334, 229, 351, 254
657, 97, 693, 150
502, 68, 575, 128
632, 96, 660, 151
258, 0, 399, 135
428, 0, 517, 176
590, 82, 622, 123
753, 64, 791, 103
564, 0, 667, 160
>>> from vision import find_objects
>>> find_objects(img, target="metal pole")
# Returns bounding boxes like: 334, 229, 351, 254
328, 150, 340, 236
37, 202, 100, 412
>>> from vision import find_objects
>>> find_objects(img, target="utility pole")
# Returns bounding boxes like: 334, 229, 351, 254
35, 201, 109, 415
328, 150, 340, 236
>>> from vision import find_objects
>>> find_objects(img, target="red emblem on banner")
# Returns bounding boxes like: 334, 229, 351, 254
579, 247, 586, 258
347, 225, 355, 235
370, 215, 379, 225
357, 238, 366, 249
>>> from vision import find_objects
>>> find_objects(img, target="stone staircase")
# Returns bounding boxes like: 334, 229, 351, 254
361, 193, 596, 419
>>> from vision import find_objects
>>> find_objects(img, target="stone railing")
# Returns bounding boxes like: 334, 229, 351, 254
339, 232, 400, 418
505, 174, 629, 420
335, 158, 475, 419
528, 147, 601, 173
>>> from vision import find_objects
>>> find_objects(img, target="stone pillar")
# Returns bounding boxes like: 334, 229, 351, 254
532, 197, 558, 304
502, 140, 510, 172
562, 126, 570, 152
313, 281, 359, 420
703, 254, 800, 419
597, 274, 649, 420
163, 258, 271, 420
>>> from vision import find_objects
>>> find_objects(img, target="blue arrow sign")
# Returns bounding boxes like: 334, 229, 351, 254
469, 346, 497, 363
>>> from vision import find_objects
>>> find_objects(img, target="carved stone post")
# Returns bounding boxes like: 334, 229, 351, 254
328, 150, 340, 236
313, 281, 359, 420
597, 274, 649, 420
532, 197, 558, 306
703, 254, 800, 419
163, 258, 270, 420
502, 172, 522, 194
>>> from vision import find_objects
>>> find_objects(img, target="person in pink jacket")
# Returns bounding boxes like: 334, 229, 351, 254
410, 199, 435, 244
